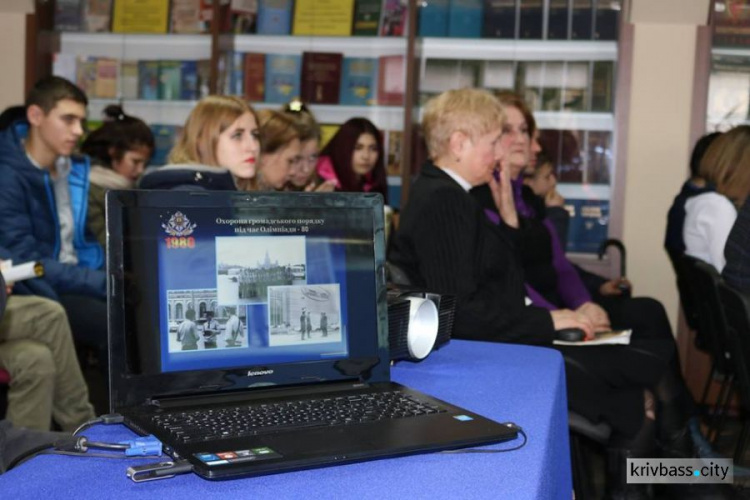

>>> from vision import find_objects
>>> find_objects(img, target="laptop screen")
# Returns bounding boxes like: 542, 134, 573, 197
107, 191, 390, 408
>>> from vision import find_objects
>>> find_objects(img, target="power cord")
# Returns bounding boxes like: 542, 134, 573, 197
73, 413, 125, 436
442, 423, 528, 454
6, 414, 161, 471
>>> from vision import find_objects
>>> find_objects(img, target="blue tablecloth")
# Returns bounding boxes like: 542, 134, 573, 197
0, 340, 571, 499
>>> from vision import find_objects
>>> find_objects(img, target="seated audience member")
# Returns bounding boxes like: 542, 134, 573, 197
684, 125, 750, 272
474, 93, 696, 458
281, 100, 335, 192
723, 196, 750, 293
388, 88, 681, 496
139, 95, 259, 191
0, 265, 95, 431
0, 76, 108, 364
522, 153, 569, 249
254, 109, 301, 191
80, 104, 155, 247
664, 132, 721, 267
317, 118, 388, 202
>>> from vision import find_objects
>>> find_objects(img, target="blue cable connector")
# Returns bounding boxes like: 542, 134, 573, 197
121, 435, 163, 457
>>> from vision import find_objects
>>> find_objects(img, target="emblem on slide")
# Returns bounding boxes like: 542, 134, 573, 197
162, 211, 197, 237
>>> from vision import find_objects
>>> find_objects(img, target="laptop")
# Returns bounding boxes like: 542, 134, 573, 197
106, 190, 517, 480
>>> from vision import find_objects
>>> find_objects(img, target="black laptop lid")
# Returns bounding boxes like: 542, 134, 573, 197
106, 190, 390, 411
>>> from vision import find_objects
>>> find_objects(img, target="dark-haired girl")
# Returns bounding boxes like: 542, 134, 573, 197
316, 118, 388, 203
80, 104, 154, 247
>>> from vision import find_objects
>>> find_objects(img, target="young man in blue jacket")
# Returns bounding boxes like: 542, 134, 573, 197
0, 77, 107, 368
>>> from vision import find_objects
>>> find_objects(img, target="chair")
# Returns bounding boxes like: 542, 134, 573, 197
568, 411, 611, 500
684, 257, 735, 442
717, 282, 750, 463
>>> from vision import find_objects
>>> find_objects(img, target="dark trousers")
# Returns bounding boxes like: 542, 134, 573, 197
58, 294, 108, 375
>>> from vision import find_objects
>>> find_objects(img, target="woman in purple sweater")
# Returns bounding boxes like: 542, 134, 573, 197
472, 92, 697, 460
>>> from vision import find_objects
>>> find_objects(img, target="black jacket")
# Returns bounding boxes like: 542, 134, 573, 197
389, 162, 555, 346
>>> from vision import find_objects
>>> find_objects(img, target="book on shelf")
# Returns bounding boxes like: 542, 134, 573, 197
319, 124, 340, 148
265, 54, 302, 104
593, 0, 620, 41
418, 0, 449, 37
546, 0, 569, 40
95, 58, 119, 99
257, 0, 293, 34
713, 0, 750, 48
539, 128, 584, 183
586, 130, 612, 185
243, 53, 266, 102
76, 57, 98, 97
448, 0, 482, 38
150, 124, 183, 166
518, 0, 543, 39
570, 0, 593, 40
340, 57, 378, 105
180, 60, 200, 100
120, 60, 139, 99
480, 61, 514, 91
352, 0, 382, 35
377, 54, 405, 105
112, 0, 170, 33
386, 130, 402, 177
159, 61, 183, 100
138, 60, 161, 100
591, 60, 614, 112
53, 53, 78, 84
293, 0, 355, 36
482, 0, 517, 39
380, 0, 408, 36
84, 0, 112, 32
230, 52, 245, 96
561, 61, 589, 112
301, 52, 343, 105
55, 0, 84, 32
195, 59, 211, 98
564, 199, 610, 253
541, 87, 562, 111
421, 59, 480, 97
171, 0, 209, 33
224, 0, 258, 33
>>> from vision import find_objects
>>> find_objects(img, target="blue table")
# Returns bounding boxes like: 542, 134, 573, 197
0, 341, 571, 499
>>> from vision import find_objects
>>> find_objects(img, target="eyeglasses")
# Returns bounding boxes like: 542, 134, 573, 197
291, 153, 319, 172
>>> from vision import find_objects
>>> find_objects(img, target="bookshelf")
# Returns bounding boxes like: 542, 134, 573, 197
33, 0, 623, 253
706, 0, 750, 132
414, 35, 618, 253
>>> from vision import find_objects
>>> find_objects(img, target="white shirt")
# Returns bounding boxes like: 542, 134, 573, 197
26, 152, 78, 265
683, 192, 737, 272
441, 167, 472, 192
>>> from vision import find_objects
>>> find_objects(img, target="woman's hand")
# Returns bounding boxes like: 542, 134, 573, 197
304, 179, 337, 192
550, 309, 595, 340
489, 160, 519, 229
575, 301, 611, 331
599, 278, 632, 297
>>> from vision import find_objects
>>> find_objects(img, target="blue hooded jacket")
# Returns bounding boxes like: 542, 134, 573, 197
0, 120, 105, 299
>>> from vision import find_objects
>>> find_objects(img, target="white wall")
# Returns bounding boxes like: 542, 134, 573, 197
620, 0, 711, 330
0, 0, 33, 111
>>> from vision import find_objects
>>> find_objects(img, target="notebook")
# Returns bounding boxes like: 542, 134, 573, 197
106, 190, 516, 480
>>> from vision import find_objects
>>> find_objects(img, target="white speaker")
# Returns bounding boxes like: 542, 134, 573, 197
387, 295, 439, 361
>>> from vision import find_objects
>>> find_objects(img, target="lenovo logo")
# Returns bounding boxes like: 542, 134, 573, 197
247, 369, 274, 377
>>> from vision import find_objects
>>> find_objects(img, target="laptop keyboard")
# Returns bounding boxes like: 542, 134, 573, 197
150, 391, 448, 444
